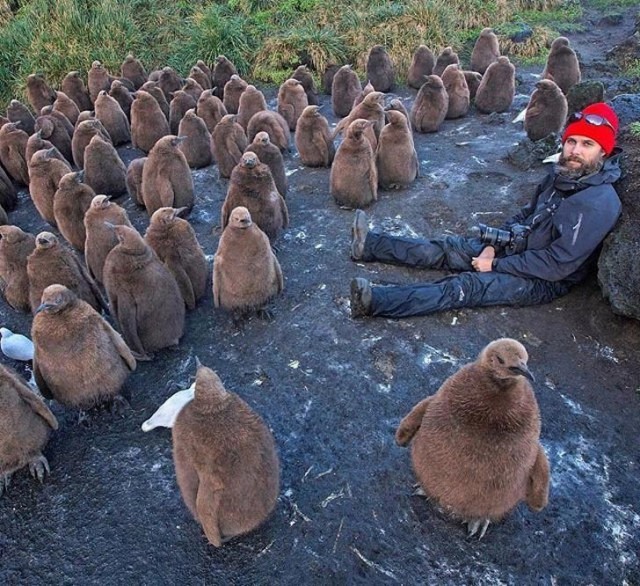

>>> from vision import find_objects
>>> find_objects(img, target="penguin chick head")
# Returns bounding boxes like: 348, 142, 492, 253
302, 105, 321, 118
194, 359, 230, 407
363, 91, 385, 108
347, 118, 374, 139
0, 225, 27, 244
91, 194, 111, 210
254, 131, 270, 146
479, 338, 534, 383
229, 206, 252, 229
36, 284, 76, 315
535, 79, 558, 92
35, 231, 58, 250
385, 110, 405, 126
425, 75, 445, 90
112, 224, 142, 247
150, 206, 187, 226
241, 152, 259, 168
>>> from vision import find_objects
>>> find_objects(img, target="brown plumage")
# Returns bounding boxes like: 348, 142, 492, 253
211, 115, 248, 179
471, 28, 500, 75
352, 80, 374, 110
158, 67, 183, 102
26, 74, 56, 113
295, 105, 334, 167
463, 71, 483, 101
140, 81, 171, 122
177, 109, 213, 169
196, 89, 228, 134
524, 79, 569, 141
84, 195, 133, 284
169, 90, 197, 135
32, 284, 135, 409
172, 361, 280, 546
366, 45, 395, 92
441, 64, 470, 119
28, 148, 72, 225
246, 110, 291, 153
236, 85, 268, 131
410, 75, 448, 133
88, 61, 114, 104
74, 110, 95, 126
53, 171, 95, 252
385, 98, 410, 123
245, 132, 287, 198
330, 119, 377, 208
433, 47, 460, 77
376, 110, 418, 190
94, 90, 130, 146
72, 118, 111, 168
26, 130, 64, 170
126, 157, 146, 206
322, 63, 340, 95
223, 75, 248, 114
277, 79, 308, 131
130, 90, 170, 153
475, 56, 515, 114
141, 135, 194, 215
0, 363, 58, 495
181, 78, 204, 102
189, 65, 211, 92
27, 231, 106, 314
221, 152, 289, 242
408, 45, 435, 89
34, 114, 73, 163
103, 225, 185, 360
52, 91, 80, 126
0, 225, 36, 312
145, 207, 208, 310
83, 134, 127, 197
0, 166, 17, 212
292, 65, 319, 106
196, 60, 213, 84
40, 107, 74, 139
0, 122, 30, 185
120, 54, 148, 90
542, 37, 581, 95
109, 80, 134, 121
332, 65, 362, 118
61, 71, 93, 112
212, 55, 237, 100
333, 91, 385, 147
395, 338, 550, 539
7, 100, 35, 135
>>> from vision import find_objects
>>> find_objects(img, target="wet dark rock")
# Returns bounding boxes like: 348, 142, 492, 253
608, 94, 640, 128
484, 112, 509, 125
599, 13, 624, 27
606, 33, 640, 69
566, 81, 605, 119
507, 134, 560, 170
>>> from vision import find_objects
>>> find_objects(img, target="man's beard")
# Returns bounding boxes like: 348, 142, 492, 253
556, 154, 604, 179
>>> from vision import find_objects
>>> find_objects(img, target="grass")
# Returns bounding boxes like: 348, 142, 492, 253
0, 0, 580, 107
629, 122, 640, 137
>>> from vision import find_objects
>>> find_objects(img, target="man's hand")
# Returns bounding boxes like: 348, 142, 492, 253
471, 246, 495, 272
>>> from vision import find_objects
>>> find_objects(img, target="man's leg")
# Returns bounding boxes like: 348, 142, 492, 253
351, 271, 571, 318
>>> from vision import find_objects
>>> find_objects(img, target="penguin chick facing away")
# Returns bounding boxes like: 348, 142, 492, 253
395, 338, 550, 539
172, 360, 280, 547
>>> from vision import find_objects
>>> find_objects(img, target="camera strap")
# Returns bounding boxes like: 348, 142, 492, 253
527, 190, 562, 231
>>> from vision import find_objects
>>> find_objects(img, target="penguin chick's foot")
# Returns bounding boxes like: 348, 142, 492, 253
466, 518, 490, 539
77, 410, 92, 427
28, 454, 50, 483
0, 472, 13, 496
257, 307, 274, 322
109, 395, 130, 416
132, 351, 153, 362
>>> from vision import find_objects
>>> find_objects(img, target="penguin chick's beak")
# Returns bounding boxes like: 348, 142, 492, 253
509, 365, 535, 383
35, 302, 53, 314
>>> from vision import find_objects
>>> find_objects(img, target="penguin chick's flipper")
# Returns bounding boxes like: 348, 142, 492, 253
196, 478, 225, 547
526, 445, 550, 511
395, 397, 432, 446
28, 453, 50, 483
466, 518, 490, 539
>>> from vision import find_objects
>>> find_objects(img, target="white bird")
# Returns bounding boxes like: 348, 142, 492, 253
542, 152, 561, 164
141, 383, 195, 432
0, 327, 35, 361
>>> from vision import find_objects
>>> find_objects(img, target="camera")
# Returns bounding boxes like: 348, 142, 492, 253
471, 223, 530, 252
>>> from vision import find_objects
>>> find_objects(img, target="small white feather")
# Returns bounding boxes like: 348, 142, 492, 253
141, 383, 195, 432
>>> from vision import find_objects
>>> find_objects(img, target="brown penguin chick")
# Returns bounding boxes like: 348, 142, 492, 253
103, 225, 185, 360
295, 105, 334, 168
212, 115, 248, 178
332, 65, 362, 118
83, 195, 133, 284
222, 74, 248, 114
213, 206, 283, 313
83, 134, 127, 197
463, 71, 483, 101
88, 61, 114, 104
0, 122, 30, 186
366, 45, 395, 92
212, 55, 238, 100
333, 91, 385, 145
330, 119, 377, 209
145, 207, 208, 310
542, 37, 581, 95
376, 110, 418, 190
220, 152, 289, 242
189, 65, 211, 91
61, 71, 93, 112
72, 118, 112, 168
0, 225, 36, 312
236, 85, 268, 131
148, 69, 162, 83
94, 90, 130, 146
433, 47, 460, 77
245, 132, 287, 198
408, 45, 435, 89
524, 79, 568, 141
395, 338, 550, 539
0, 205, 7, 226
120, 54, 148, 90
0, 363, 58, 494
130, 90, 170, 153
27, 231, 106, 314
246, 110, 291, 153
410, 75, 449, 133
172, 360, 280, 547
292, 65, 319, 106
441, 64, 470, 119
0, 165, 17, 212
196, 60, 213, 84
470, 28, 501, 75
126, 157, 146, 206
352, 80, 374, 110
141, 135, 194, 215
169, 90, 197, 135
39, 107, 75, 140
26, 74, 56, 113
475, 56, 516, 114
28, 148, 72, 225
52, 91, 80, 126
109, 80, 134, 121
32, 284, 135, 410
140, 81, 171, 122
277, 79, 308, 132
53, 171, 96, 252
158, 66, 184, 101
322, 63, 340, 95
181, 78, 204, 102
74, 110, 95, 126
385, 98, 410, 123
178, 109, 213, 169
26, 130, 64, 168
196, 89, 228, 134
35, 114, 73, 163
7, 100, 36, 135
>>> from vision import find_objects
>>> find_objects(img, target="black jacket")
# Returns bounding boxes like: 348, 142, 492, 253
493, 151, 622, 284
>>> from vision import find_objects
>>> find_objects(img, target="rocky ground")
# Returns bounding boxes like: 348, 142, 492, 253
1, 3, 640, 585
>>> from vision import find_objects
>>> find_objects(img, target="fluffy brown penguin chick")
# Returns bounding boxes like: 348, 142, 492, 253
294, 105, 334, 168
32, 284, 136, 413
172, 360, 280, 547
0, 363, 58, 495
245, 131, 287, 198
0, 225, 36, 312
395, 338, 550, 539
524, 79, 568, 141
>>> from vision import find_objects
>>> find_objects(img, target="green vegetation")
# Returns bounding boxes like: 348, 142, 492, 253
629, 122, 640, 137
0, 0, 581, 106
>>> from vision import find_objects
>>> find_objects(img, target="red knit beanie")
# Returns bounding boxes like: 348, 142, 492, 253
562, 103, 618, 156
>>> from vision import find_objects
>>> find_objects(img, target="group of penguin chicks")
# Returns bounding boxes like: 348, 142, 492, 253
0, 28, 574, 545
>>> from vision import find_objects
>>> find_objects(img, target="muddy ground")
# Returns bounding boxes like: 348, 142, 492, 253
1, 4, 640, 585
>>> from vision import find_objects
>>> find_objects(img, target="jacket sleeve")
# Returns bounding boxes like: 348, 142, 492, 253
493, 186, 622, 281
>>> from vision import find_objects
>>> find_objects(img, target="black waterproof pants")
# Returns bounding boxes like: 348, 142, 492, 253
361, 233, 572, 318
